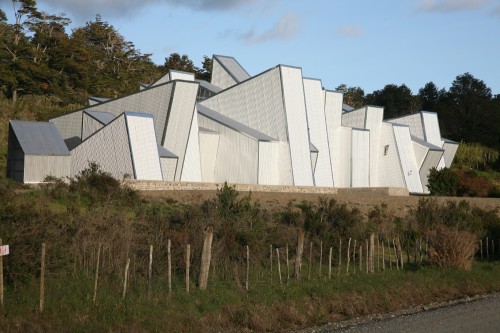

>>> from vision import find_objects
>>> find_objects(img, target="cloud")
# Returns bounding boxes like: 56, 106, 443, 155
416, 0, 492, 12
40, 0, 263, 20
492, 4, 500, 16
338, 26, 363, 38
243, 11, 301, 44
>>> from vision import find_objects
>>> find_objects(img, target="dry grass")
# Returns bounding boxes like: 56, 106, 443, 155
427, 226, 478, 270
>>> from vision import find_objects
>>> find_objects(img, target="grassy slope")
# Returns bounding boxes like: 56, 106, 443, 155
0, 262, 499, 332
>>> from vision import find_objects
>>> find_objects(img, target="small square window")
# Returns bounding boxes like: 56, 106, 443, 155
384, 145, 389, 155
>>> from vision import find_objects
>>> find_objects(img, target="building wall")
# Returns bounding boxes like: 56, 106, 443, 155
351, 129, 370, 187
337, 127, 352, 187
6, 127, 25, 183
82, 113, 104, 141
86, 82, 175, 145
378, 123, 405, 188
199, 131, 220, 183
443, 141, 459, 168
393, 125, 423, 193
198, 114, 259, 184
303, 78, 334, 187
258, 141, 280, 185
387, 113, 425, 140
211, 58, 237, 90
365, 106, 384, 187
126, 114, 163, 180
201, 67, 293, 185
421, 112, 442, 147
181, 108, 202, 182
24, 155, 70, 183
70, 115, 134, 180
162, 81, 199, 180
280, 66, 314, 186
419, 149, 444, 193
324, 90, 343, 186
50, 111, 83, 149
160, 158, 177, 181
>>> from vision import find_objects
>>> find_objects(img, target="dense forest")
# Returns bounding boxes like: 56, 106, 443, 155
1, 1, 499, 159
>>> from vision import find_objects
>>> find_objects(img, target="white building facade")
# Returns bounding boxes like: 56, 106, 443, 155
6, 55, 458, 193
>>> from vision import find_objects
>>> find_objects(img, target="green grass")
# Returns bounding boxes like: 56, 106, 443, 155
1, 262, 499, 332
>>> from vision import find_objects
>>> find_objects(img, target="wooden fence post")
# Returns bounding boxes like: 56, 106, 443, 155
486, 237, 489, 260
122, 258, 130, 300
40, 243, 46, 312
393, 239, 399, 271
319, 241, 323, 278
365, 239, 369, 273
246, 245, 249, 291
396, 238, 403, 270
370, 233, 375, 273
199, 227, 213, 290
480, 239, 483, 260
276, 248, 282, 287
167, 239, 172, 294
382, 239, 385, 271
377, 236, 380, 271
270, 244, 273, 286
93, 243, 101, 304
338, 238, 342, 275
353, 240, 357, 274
346, 238, 351, 274
359, 246, 362, 273
148, 245, 153, 298
286, 244, 289, 282
295, 230, 305, 280
185, 244, 191, 293
308, 242, 312, 280
328, 247, 332, 280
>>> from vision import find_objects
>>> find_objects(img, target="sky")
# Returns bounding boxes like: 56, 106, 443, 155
5, 0, 500, 95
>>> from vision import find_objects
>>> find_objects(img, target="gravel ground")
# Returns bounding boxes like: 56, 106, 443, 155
294, 293, 500, 333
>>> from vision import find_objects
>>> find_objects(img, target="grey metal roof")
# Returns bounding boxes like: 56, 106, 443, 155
197, 105, 276, 142
309, 142, 319, 152
85, 110, 116, 125
157, 144, 178, 159
88, 96, 111, 103
10, 120, 70, 156
195, 80, 222, 94
214, 55, 251, 83
342, 103, 354, 112
411, 135, 443, 151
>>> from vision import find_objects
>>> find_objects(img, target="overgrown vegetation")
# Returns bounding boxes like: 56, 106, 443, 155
1, 169, 499, 331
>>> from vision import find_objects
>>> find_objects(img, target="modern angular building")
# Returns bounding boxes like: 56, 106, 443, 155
6, 55, 458, 193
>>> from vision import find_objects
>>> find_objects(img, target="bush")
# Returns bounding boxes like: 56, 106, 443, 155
427, 225, 477, 270
456, 169, 494, 197
427, 167, 458, 196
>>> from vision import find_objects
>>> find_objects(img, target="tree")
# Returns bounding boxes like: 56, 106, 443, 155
418, 82, 445, 111
438, 73, 499, 150
366, 84, 420, 119
335, 84, 365, 108
197, 55, 212, 82
162, 52, 197, 73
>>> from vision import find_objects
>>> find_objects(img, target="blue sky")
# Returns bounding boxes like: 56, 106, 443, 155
8, 0, 500, 94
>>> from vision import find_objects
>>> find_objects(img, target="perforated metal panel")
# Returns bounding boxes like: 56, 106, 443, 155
86, 82, 176, 145
388, 113, 425, 140
303, 79, 333, 187
70, 115, 134, 180
199, 130, 220, 183
442, 141, 459, 168
211, 57, 238, 90
342, 107, 366, 128
324, 90, 343, 186
160, 158, 177, 181
393, 125, 423, 193
351, 129, 370, 187
365, 106, 384, 187
24, 155, 70, 183
258, 141, 280, 185
421, 112, 442, 147
419, 148, 444, 193
378, 123, 405, 188
181, 108, 202, 182
280, 66, 314, 186
126, 113, 163, 180
82, 113, 104, 141
337, 127, 352, 187
50, 111, 83, 149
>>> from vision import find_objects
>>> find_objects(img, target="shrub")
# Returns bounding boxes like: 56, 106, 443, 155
427, 225, 477, 270
456, 169, 494, 197
427, 167, 458, 196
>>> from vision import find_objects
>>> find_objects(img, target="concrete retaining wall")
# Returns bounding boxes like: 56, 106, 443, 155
123, 180, 409, 197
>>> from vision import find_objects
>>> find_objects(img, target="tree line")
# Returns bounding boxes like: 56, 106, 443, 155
1, 1, 499, 153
